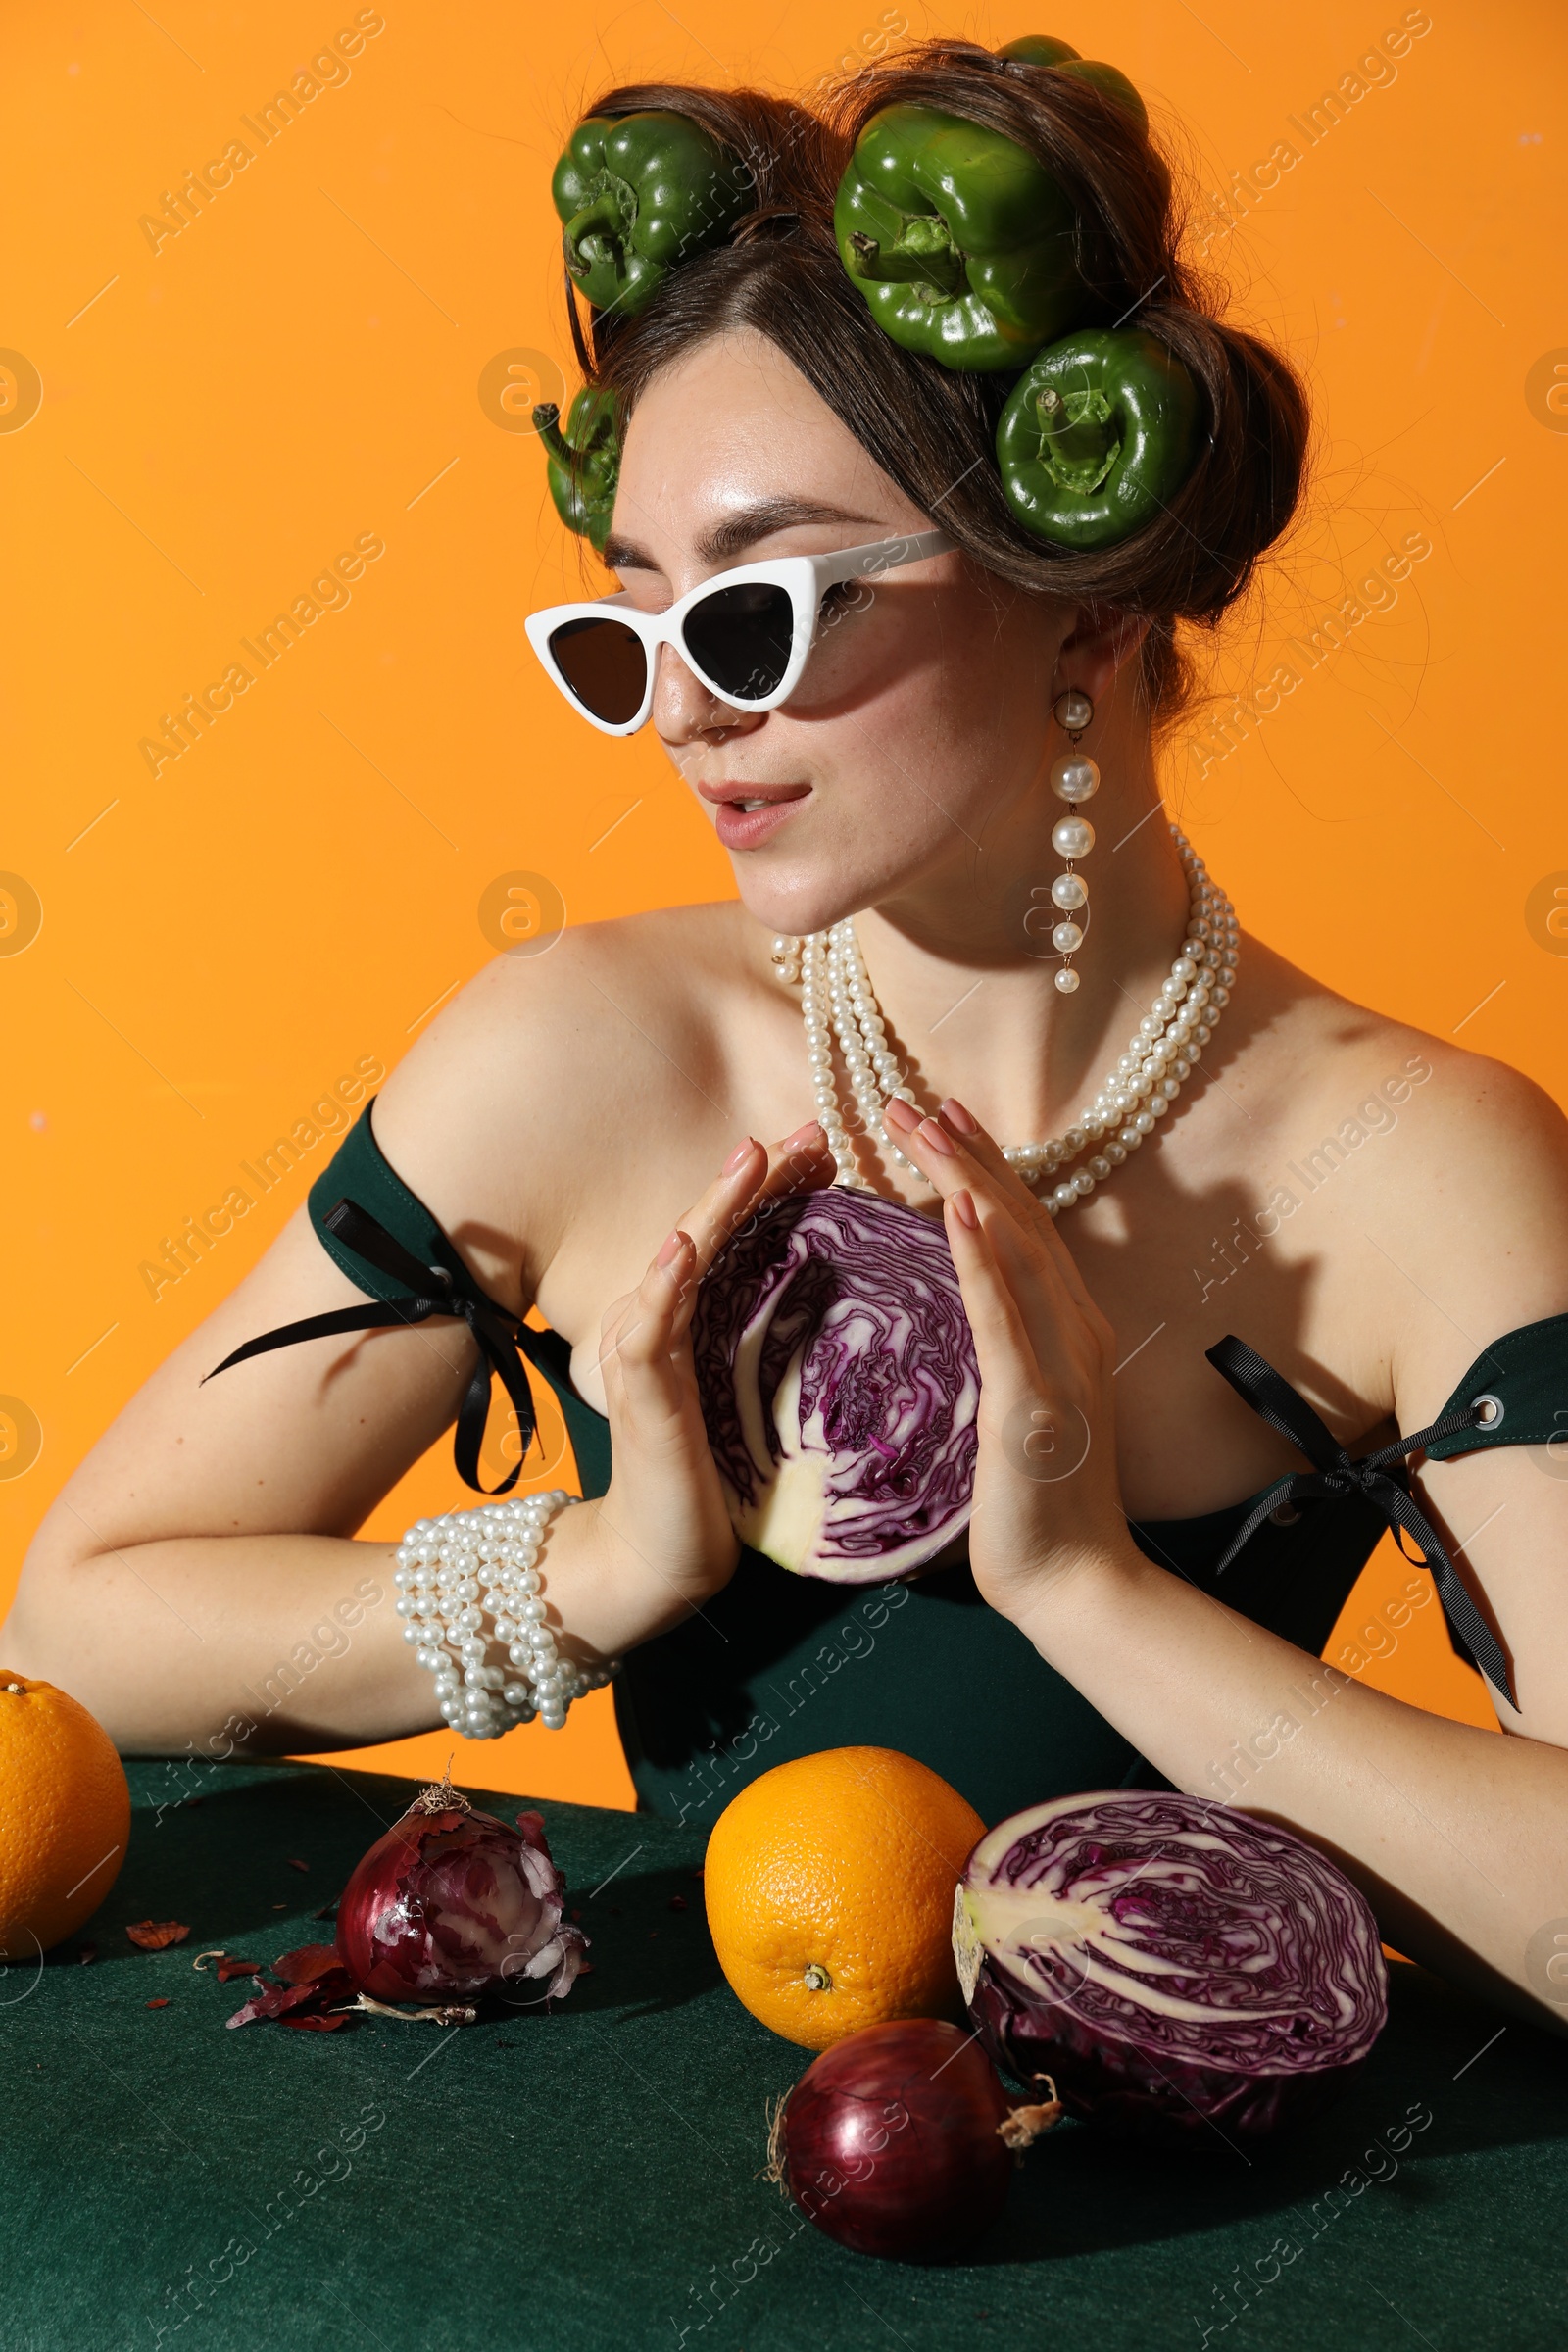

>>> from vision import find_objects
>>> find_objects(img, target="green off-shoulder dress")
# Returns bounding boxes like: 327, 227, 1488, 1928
205, 1095, 1560, 1831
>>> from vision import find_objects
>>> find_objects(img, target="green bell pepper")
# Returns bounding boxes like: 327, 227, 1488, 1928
995, 33, 1079, 67
996, 36, 1150, 132
532, 389, 620, 554
995, 327, 1200, 548
552, 112, 752, 318
833, 103, 1081, 371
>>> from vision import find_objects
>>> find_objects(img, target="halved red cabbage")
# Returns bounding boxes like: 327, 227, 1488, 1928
954, 1790, 1388, 2144
692, 1187, 979, 1582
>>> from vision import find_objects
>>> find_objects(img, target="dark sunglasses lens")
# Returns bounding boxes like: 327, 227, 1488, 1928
547, 617, 648, 725
682, 582, 796, 703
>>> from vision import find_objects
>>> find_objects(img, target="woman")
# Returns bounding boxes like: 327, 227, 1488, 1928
7, 39, 1567, 2033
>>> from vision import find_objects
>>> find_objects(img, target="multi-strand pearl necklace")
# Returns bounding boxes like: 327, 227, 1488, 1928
393, 1490, 618, 1741
770, 824, 1238, 1217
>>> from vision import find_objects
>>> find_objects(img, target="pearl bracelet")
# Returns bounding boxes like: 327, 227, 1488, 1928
392, 1489, 619, 1741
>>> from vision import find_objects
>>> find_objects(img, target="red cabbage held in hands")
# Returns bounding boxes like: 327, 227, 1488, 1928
692, 1188, 979, 1582
335, 1779, 587, 2003
955, 1790, 1388, 2144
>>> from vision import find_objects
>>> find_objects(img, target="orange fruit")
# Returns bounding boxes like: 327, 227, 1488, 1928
703, 1745, 985, 2050
0, 1671, 130, 1958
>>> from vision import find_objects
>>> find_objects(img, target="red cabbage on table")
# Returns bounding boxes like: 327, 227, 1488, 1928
692, 1187, 979, 1583
954, 1790, 1388, 2144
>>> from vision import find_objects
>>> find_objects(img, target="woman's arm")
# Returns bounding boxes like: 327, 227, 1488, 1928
1, 1178, 759, 1757
1003, 1541, 1568, 2034
883, 1085, 1568, 2037
0, 1183, 698, 1755
2, 1192, 488, 1754
2, 970, 832, 1755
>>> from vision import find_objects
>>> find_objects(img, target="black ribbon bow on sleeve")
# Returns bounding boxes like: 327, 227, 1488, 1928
201, 1199, 540, 1495
1205, 1335, 1516, 1709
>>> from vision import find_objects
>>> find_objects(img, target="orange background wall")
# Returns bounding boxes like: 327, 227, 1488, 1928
2, 0, 1562, 1805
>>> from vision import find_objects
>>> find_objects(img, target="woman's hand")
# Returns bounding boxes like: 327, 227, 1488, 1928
592, 1120, 835, 1627
882, 1095, 1139, 1630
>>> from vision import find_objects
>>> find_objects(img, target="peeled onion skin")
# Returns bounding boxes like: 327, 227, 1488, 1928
335, 1782, 586, 2006
766, 2019, 1060, 2264
957, 1792, 1389, 2149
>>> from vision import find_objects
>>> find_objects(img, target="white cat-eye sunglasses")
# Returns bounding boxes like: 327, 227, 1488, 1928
523, 527, 955, 737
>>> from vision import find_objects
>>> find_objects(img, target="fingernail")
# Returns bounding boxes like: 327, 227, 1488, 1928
882, 1096, 919, 1133
951, 1188, 979, 1230
940, 1097, 980, 1136
656, 1229, 685, 1267
917, 1117, 956, 1156
780, 1120, 822, 1148
722, 1138, 758, 1174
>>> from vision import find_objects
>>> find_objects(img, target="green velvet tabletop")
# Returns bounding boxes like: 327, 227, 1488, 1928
3, 1757, 1565, 2351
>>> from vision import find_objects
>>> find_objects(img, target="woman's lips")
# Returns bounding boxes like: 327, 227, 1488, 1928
710, 785, 810, 852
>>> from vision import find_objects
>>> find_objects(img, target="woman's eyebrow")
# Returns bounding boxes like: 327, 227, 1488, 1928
697, 498, 882, 564
602, 497, 882, 575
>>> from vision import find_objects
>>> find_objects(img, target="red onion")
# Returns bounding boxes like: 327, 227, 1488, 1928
956, 1791, 1388, 2145
335, 1778, 586, 2003
692, 1189, 980, 1582
765, 2018, 1060, 2263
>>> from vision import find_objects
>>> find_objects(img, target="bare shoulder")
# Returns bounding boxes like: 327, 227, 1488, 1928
1371, 1019, 1568, 1400
1241, 941, 1568, 1409
360, 900, 758, 1307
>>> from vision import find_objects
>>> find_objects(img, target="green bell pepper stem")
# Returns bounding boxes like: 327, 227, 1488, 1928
531, 404, 571, 470
847, 220, 965, 298
531, 391, 620, 556
996, 327, 1200, 550
562, 185, 632, 279
1035, 384, 1119, 493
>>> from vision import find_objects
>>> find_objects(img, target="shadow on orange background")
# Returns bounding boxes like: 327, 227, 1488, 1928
2, 1, 1562, 1805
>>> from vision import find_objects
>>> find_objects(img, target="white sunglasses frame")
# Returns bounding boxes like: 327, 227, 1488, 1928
523, 527, 956, 737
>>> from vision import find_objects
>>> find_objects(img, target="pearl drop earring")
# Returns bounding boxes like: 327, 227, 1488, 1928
1049, 686, 1098, 996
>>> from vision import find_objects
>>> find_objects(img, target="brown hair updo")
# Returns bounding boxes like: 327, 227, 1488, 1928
563, 38, 1310, 732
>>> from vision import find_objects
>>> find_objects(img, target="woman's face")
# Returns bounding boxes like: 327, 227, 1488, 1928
608, 328, 1073, 942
